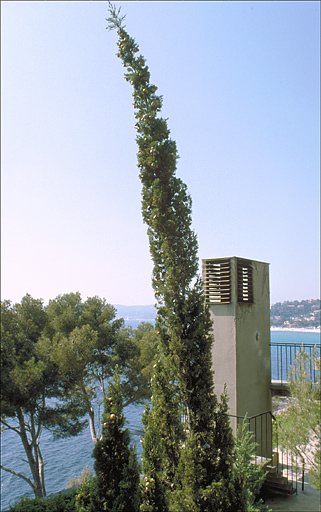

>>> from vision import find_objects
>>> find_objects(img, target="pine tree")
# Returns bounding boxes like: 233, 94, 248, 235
92, 367, 140, 512
107, 4, 245, 510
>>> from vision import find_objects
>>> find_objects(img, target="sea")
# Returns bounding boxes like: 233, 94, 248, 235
1, 327, 320, 511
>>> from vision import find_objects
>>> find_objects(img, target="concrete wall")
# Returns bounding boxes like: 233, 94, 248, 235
210, 301, 237, 415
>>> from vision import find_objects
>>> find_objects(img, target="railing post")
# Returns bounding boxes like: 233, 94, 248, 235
264, 413, 267, 459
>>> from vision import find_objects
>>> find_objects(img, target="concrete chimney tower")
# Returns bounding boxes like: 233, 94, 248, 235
202, 256, 272, 456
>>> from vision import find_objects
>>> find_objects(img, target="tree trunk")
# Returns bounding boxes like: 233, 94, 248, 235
80, 379, 98, 443
35, 442, 46, 496
88, 406, 98, 443
30, 410, 46, 497
16, 407, 46, 498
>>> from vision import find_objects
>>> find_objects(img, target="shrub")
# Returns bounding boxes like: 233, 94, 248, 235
233, 417, 270, 512
8, 490, 77, 512
92, 376, 141, 511
66, 466, 93, 489
77, 367, 141, 512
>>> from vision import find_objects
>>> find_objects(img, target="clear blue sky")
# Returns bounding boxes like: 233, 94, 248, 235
1, 1, 320, 307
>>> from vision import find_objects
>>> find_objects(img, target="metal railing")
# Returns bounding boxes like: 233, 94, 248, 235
229, 411, 298, 494
270, 342, 320, 385
229, 411, 274, 461
131, 413, 300, 494
272, 415, 299, 494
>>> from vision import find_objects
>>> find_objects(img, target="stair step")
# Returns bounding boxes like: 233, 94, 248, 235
264, 480, 296, 495
264, 471, 296, 495
265, 464, 277, 473
266, 472, 288, 485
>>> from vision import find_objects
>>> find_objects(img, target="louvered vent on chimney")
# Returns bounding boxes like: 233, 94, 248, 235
202, 258, 231, 304
237, 259, 253, 303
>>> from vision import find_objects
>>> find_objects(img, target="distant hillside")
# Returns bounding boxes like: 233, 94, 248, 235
114, 300, 321, 329
270, 299, 320, 329
114, 304, 157, 321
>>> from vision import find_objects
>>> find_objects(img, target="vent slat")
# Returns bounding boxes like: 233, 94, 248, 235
237, 260, 254, 303
202, 258, 231, 304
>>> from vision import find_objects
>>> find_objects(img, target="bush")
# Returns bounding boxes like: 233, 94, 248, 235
75, 478, 99, 512
92, 370, 141, 512
8, 490, 77, 512
66, 466, 93, 489
274, 350, 320, 489
233, 417, 270, 512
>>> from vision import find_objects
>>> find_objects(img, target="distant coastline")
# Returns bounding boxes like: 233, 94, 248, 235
271, 326, 320, 333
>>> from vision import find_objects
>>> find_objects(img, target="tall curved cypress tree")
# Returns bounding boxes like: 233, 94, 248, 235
107, 5, 245, 511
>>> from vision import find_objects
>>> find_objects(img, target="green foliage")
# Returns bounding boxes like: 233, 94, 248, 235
1, 295, 48, 412
133, 322, 158, 383
275, 349, 320, 489
66, 466, 93, 490
140, 357, 182, 511
8, 490, 77, 512
139, 401, 168, 512
1, 295, 59, 497
107, 4, 245, 510
233, 417, 269, 512
75, 478, 98, 512
90, 367, 140, 512
42, 293, 124, 398
199, 478, 246, 512
40, 293, 157, 442
1, 293, 156, 500
309, 431, 321, 489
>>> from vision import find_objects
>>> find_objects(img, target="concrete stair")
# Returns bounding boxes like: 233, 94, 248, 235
263, 452, 296, 495
264, 468, 296, 494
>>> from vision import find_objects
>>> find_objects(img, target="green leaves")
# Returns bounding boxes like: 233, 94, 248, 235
92, 367, 140, 512
45, 292, 82, 337
276, 348, 320, 489
1, 295, 52, 497
50, 325, 97, 380
106, 2, 126, 32
11, 357, 46, 398
1, 292, 157, 499
1, 296, 49, 411
233, 417, 267, 511
42, 293, 157, 441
